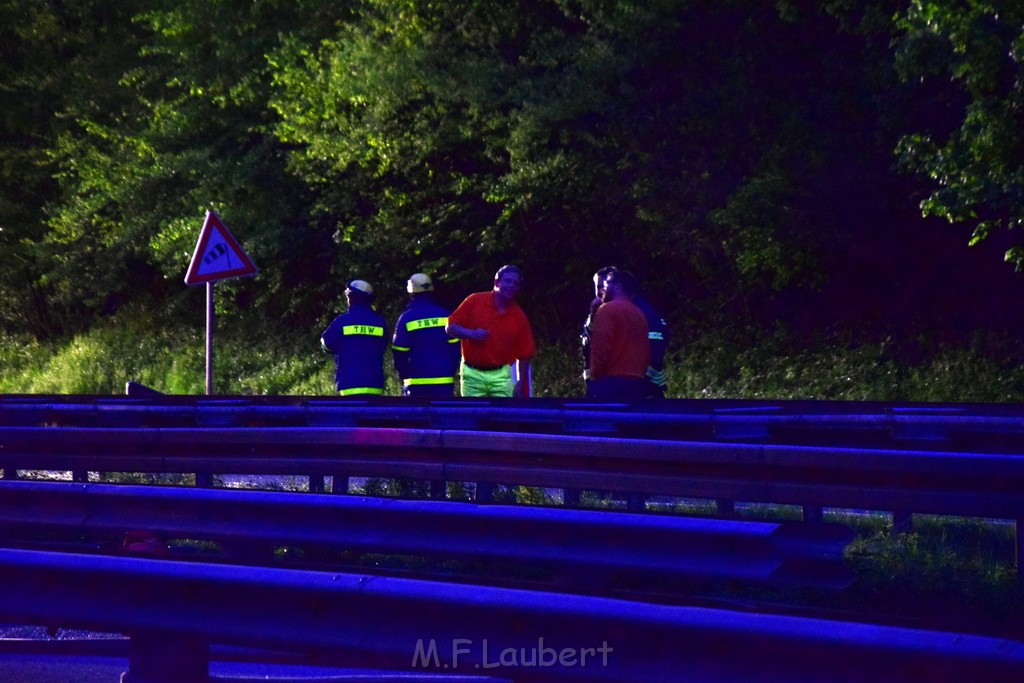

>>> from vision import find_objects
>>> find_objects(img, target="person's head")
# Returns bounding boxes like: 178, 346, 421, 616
345, 279, 374, 306
593, 266, 617, 299
406, 272, 433, 297
493, 265, 523, 302
602, 269, 637, 302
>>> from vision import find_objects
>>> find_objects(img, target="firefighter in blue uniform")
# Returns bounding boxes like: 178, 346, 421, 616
631, 289, 670, 398
392, 273, 461, 397
321, 279, 389, 395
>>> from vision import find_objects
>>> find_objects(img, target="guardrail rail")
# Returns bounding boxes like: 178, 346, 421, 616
2, 394, 1024, 681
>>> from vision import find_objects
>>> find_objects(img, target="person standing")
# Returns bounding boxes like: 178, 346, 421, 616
581, 266, 617, 394
587, 269, 650, 400
446, 265, 536, 398
392, 273, 461, 397
632, 284, 670, 398
320, 279, 388, 396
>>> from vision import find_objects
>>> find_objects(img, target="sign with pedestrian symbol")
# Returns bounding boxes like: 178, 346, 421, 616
183, 209, 259, 395
184, 210, 258, 285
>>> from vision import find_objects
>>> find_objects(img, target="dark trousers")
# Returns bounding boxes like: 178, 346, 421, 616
587, 376, 650, 400
404, 384, 455, 398
645, 381, 666, 399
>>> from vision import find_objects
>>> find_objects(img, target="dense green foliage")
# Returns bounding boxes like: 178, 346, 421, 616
894, 0, 1024, 266
2, 0, 1023, 390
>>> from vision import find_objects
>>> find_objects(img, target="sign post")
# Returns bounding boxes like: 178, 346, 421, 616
205, 282, 214, 396
184, 211, 258, 395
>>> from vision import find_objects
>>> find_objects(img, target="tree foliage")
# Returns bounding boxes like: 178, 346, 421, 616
0, 0, 1020, 350
271, 0, 914, 332
0, 0, 148, 334
9, 0, 352, 334
894, 0, 1024, 266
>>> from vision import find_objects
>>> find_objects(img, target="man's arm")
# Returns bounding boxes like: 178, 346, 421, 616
391, 316, 409, 379
649, 314, 669, 370
445, 321, 488, 341
582, 299, 601, 380
446, 336, 462, 375
513, 359, 532, 398
320, 319, 341, 353
588, 305, 609, 379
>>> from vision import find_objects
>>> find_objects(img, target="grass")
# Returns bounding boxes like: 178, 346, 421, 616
0, 312, 335, 395
6, 309, 1024, 401
842, 516, 1024, 632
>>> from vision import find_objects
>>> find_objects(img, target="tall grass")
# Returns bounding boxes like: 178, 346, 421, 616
843, 517, 1024, 628
0, 312, 335, 395
535, 335, 1024, 402
3, 312, 1024, 401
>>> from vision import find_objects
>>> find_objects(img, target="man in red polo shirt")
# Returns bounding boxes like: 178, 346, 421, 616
446, 265, 537, 397
588, 269, 650, 400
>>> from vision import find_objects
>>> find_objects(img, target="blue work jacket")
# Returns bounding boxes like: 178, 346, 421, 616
321, 303, 389, 395
391, 295, 461, 388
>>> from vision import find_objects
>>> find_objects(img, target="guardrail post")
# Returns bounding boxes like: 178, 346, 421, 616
475, 482, 494, 503
1016, 518, 1023, 581
716, 499, 735, 517
72, 470, 88, 483
804, 505, 823, 524
564, 488, 581, 508
331, 475, 349, 494
1, 469, 16, 480
893, 510, 913, 533
627, 493, 646, 513
195, 473, 214, 488
121, 630, 207, 683
309, 475, 325, 494
221, 539, 274, 564
429, 479, 447, 499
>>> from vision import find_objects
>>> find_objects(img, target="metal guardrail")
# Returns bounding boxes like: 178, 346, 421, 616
2, 423, 1024, 522
2, 397, 1024, 680
0, 547, 1022, 682
0, 480, 855, 592
5, 394, 1024, 449
3, 418, 1024, 576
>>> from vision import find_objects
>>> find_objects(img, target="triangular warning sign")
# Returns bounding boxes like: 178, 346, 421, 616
184, 211, 258, 285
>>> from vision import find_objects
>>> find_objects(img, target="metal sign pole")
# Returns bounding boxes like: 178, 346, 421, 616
185, 210, 257, 397
206, 282, 214, 395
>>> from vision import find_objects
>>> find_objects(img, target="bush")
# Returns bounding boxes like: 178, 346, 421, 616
844, 516, 1024, 626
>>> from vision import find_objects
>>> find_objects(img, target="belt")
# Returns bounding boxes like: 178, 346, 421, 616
339, 387, 384, 396
464, 362, 508, 372
403, 377, 455, 386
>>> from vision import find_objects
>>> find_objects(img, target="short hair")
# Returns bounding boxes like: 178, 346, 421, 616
494, 264, 522, 280
607, 269, 638, 297
594, 265, 617, 281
